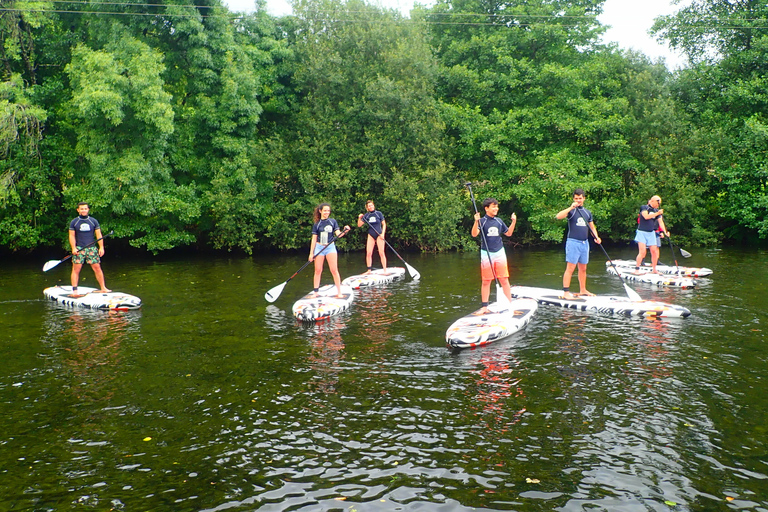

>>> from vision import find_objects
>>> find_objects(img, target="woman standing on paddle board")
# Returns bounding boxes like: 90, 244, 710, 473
309, 203, 350, 298
471, 198, 516, 314
69, 202, 110, 296
357, 200, 387, 274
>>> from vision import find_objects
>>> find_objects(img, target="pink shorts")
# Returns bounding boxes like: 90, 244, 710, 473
480, 250, 509, 280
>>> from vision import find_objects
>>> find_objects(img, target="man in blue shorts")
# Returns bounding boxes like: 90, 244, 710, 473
69, 202, 110, 296
635, 195, 668, 273
556, 188, 601, 299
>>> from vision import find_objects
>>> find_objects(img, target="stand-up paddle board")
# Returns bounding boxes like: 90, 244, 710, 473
43, 286, 142, 311
446, 298, 538, 350
606, 266, 696, 288
292, 284, 354, 322
341, 267, 406, 289
511, 286, 691, 318
608, 259, 712, 277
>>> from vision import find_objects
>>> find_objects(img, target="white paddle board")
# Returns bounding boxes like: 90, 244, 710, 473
341, 267, 406, 289
43, 286, 142, 311
446, 298, 538, 349
608, 259, 712, 277
511, 286, 691, 318
606, 266, 696, 288
292, 284, 354, 322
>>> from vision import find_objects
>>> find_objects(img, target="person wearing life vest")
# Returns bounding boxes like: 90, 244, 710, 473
635, 195, 669, 273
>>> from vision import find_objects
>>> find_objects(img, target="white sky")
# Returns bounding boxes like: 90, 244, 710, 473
223, 0, 689, 69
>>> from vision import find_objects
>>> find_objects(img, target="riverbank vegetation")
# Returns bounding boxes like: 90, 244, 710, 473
1, 0, 766, 253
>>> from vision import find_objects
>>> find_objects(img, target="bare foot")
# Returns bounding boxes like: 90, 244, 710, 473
335, 294, 346, 299
579, 290, 596, 296
561, 292, 577, 300
472, 307, 491, 316
99, 288, 112, 293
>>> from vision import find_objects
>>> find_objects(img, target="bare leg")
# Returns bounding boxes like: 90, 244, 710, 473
636, 243, 647, 269
650, 245, 660, 272
364, 236, 375, 272
480, 279, 492, 304
376, 237, 387, 271
91, 263, 110, 292
500, 277, 512, 302
71, 263, 83, 293
326, 252, 344, 296
577, 262, 593, 295
562, 262, 577, 298
313, 254, 325, 291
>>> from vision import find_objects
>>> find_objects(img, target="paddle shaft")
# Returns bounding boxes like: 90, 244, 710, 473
666, 234, 680, 270
44, 231, 113, 272
357, 211, 419, 279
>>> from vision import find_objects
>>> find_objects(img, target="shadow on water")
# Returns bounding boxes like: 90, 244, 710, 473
0, 247, 766, 510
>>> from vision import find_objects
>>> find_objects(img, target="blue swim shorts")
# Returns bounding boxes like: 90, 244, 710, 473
565, 238, 590, 265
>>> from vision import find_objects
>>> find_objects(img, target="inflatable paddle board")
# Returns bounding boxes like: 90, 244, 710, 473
292, 284, 354, 322
608, 259, 712, 277
446, 298, 538, 350
511, 286, 691, 318
341, 267, 406, 289
606, 266, 696, 288
43, 286, 142, 311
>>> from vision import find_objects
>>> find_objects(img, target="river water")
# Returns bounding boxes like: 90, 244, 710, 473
1, 246, 766, 511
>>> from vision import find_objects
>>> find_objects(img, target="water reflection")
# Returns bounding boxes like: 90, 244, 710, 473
1, 250, 768, 511
305, 317, 347, 395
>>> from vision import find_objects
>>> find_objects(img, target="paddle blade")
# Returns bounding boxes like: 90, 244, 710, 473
496, 284, 511, 305
623, 283, 643, 302
679, 247, 692, 258
42, 260, 61, 272
264, 282, 287, 303
405, 262, 421, 281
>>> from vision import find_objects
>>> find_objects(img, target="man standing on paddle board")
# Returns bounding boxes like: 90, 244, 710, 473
309, 203, 350, 298
635, 195, 668, 273
471, 198, 517, 314
69, 202, 110, 296
556, 188, 601, 300
357, 200, 387, 274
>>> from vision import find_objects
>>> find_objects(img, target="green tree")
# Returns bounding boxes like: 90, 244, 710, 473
269, 0, 463, 251
654, 0, 768, 241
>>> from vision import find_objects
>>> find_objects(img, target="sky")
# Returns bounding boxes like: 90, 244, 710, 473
222, 0, 689, 69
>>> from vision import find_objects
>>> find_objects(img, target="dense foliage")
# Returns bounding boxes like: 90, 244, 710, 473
0, 0, 765, 253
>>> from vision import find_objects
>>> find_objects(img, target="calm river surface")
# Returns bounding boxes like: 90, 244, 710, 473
1, 246, 766, 511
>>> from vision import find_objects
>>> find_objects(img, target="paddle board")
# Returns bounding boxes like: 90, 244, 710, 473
511, 286, 691, 318
292, 284, 354, 322
606, 266, 696, 288
341, 267, 406, 289
608, 259, 713, 277
43, 286, 142, 311
445, 298, 538, 350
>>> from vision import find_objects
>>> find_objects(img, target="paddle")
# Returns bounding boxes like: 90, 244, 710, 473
264, 227, 349, 303
42, 231, 114, 272
357, 211, 420, 281
573, 208, 643, 302
664, 234, 681, 272
465, 182, 509, 305
669, 237, 692, 258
